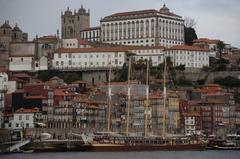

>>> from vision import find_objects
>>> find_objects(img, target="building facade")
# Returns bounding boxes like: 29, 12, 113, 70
80, 27, 101, 42
11, 107, 40, 129
52, 47, 133, 70
100, 4, 184, 47
166, 45, 210, 69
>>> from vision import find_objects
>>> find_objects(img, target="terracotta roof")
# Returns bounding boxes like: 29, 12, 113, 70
14, 89, 26, 93
80, 27, 100, 32
79, 39, 91, 45
193, 38, 220, 44
183, 112, 201, 117
15, 107, 39, 113
54, 89, 68, 96
50, 76, 63, 81
37, 35, 58, 43
0, 67, 8, 73
24, 95, 47, 100
105, 9, 181, 19
110, 9, 158, 17
9, 77, 25, 82
55, 47, 135, 54
14, 73, 31, 78
169, 45, 209, 52
72, 80, 86, 84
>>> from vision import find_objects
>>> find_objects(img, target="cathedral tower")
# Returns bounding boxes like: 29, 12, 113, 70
61, 5, 90, 39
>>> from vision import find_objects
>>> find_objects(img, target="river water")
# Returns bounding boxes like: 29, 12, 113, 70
1, 151, 240, 159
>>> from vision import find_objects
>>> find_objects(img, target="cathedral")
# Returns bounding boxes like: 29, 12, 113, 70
61, 5, 90, 39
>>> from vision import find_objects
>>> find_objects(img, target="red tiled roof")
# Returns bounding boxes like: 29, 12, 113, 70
14, 73, 31, 78
110, 9, 158, 17
182, 112, 201, 117
9, 77, 25, 82
106, 9, 181, 18
14, 89, 26, 93
15, 107, 39, 113
193, 38, 220, 44
0, 67, 8, 73
73, 80, 86, 84
79, 39, 91, 45
169, 45, 209, 52
37, 35, 58, 43
55, 47, 135, 53
24, 95, 47, 100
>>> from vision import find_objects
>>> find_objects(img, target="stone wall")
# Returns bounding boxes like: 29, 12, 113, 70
176, 71, 240, 84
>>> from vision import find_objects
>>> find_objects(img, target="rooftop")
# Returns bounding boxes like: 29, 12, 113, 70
55, 47, 135, 54
169, 45, 210, 52
15, 107, 40, 113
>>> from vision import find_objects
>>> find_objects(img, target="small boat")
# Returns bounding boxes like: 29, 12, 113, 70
22, 149, 34, 153
206, 139, 240, 150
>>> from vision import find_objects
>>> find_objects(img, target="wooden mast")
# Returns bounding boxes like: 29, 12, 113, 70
107, 64, 112, 132
162, 56, 167, 138
126, 57, 131, 136
144, 60, 149, 138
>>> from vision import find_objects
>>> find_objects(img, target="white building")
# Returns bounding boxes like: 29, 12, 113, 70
61, 38, 92, 48
11, 107, 40, 129
132, 46, 165, 67
80, 27, 100, 42
52, 47, 133, 70
9, 55, 33, 71
0, 69, 8, 110
9, 55, 48, 71
183, 113, 201, 135
166, 45, 210, 69
100, 4, 184, 47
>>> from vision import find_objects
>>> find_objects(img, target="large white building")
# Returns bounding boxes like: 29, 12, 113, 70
100, 4, 184, 47
166, 45, 210, 68
52, 47, 134, 70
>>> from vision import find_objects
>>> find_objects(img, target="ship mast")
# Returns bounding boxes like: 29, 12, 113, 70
107, 64, 112, 132
144, 60, 149, 138
126, 57, 132, 136
162, 56, 167, 138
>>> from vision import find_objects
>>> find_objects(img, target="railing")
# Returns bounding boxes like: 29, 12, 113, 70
50, 66, 122, 71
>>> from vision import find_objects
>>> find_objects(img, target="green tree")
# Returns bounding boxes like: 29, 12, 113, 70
217, 41, 225, 59
214, 76, 240, 87
184, 26, 198, 45
175, 64, 185, 71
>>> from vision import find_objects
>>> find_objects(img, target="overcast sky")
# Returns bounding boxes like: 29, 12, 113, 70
0, 0, 239, 47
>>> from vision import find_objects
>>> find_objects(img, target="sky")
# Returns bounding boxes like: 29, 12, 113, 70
0, 0, 239, 47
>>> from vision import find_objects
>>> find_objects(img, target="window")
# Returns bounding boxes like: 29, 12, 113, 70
16, 123, 19, 127
19, 115, 22, 120
21, 58, 23, 62
26, 115, 29, 120
58, 54, 61, 58
56, 61, 59, 66
26, 123, 29, 128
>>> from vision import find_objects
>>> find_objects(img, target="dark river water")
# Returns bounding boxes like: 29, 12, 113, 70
1, 151, 240, 159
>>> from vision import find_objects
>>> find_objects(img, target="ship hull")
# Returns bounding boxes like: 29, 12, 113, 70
82, 143, 204, 152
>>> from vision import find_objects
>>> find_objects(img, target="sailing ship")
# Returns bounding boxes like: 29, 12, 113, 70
79, 56, 204, 151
